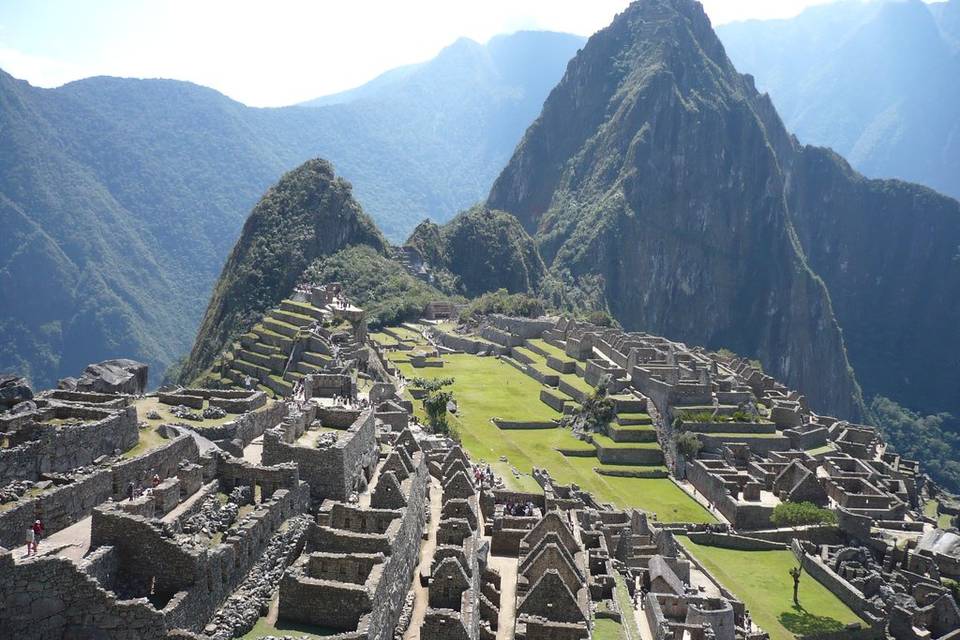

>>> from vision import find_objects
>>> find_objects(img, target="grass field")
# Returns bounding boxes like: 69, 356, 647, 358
135, 396, 250, 429
924, 500, 955, 529
121, 425, 169, 459
679, 536, 864, 640
395, 352, 715, 523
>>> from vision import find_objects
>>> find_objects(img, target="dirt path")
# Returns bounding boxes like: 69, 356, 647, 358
242, 435, 263, 464
17, 514, 93, 564
403, 477, 442, 639
488, 553, 518, 639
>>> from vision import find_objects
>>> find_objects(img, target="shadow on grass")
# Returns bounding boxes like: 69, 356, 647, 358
779, 604, 846, 635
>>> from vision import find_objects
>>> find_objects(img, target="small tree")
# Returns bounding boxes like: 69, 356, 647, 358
770, 502, 837, 529
570, 375, 615, 433
413, 377, 455, 435
789, 565, 803, 605
676, 431, 703, 459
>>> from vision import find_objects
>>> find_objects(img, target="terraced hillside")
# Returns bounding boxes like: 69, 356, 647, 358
198, 298, 356, 397
373, 323, 715, 523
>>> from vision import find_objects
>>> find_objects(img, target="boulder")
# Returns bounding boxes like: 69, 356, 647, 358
0, 374, 33, 411
75, 359, 148, 395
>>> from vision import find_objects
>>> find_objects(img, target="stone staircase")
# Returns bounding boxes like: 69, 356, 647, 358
217, 299, 348, 397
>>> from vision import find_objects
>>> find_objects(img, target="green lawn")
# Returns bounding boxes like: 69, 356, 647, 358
560, 372, 595, 394
121, 425, 170, 459
593, 618, 624, 640
528, 338, 574, 362
924, 500, 955, 529
678, 536, 865, 640
397, 352, 714, 523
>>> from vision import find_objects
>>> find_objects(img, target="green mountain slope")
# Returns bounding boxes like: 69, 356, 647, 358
405, 206, 546, 297
487, 0, 869, 419
717, 0, 960, 201
180, 160, 385, 382
485, 0, 960, 420
0, 31, 583, 388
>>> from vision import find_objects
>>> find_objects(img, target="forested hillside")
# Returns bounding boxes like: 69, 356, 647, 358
0, 31, 583, 388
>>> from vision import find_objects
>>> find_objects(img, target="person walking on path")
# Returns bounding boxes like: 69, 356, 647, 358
25, 526, 35, 557
32, 519, 44, 553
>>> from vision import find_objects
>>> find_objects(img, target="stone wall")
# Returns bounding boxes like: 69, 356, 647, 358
89, 482, 308, 634
194, 401, 287, 453
487, 315, 554, 339
792, 542, 885, 624
262, 410, 377, 503
0, 434, 199, 550
0, 405, 139, 484
0, 546, 168, 640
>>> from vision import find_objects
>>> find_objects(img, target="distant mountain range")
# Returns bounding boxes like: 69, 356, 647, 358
717, 0, 960, 201
0, 31, 584, 388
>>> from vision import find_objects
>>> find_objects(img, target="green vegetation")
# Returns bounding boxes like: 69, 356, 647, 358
461, 288, 546, 321
302, 245, 456, 329
924, 500, 956, 529
869, 396, 960, 493
679, 537, 864, 640
392, 344, 713, 522
121, 425, 169, 459
564, 376, 615, 433
406, 207, 546, 297
592, 618, 623, 640
676, 431, 703, 458
412, 377, 457, 437
182, 160, 386, 382
770, 502, 837, 529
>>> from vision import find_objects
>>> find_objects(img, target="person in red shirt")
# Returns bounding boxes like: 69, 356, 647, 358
31, 519, 44, 553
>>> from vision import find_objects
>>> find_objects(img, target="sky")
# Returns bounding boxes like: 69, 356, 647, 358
0, 0, 930, 107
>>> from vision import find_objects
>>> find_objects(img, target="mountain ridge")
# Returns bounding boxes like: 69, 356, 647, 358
0, 30, 583, 389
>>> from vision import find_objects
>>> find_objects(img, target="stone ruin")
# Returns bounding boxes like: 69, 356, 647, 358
2, 302, 960, 640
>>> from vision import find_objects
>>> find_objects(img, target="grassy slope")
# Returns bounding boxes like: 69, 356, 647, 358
395, 350, 714, 523
679, 536, 864, 640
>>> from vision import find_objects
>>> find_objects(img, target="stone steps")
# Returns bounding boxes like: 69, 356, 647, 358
280, 299, 326, 320
270, 308, 315, 328
262, 317, 300, 338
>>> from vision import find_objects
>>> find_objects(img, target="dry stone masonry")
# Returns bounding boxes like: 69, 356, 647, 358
3, 286, 960, 640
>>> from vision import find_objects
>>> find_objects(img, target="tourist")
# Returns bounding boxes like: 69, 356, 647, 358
153, 473, 161, 488
126, 480, 135, 501
31, 519, 44, 553
25, 526, 35, 557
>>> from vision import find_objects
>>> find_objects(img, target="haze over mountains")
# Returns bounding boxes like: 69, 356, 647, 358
717, 0, 960, 200
0, 31, 584, 389
4, 0, 960, 433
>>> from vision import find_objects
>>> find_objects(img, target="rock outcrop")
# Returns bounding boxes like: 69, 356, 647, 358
61, 359, 149, 395
0, 374, 32, 411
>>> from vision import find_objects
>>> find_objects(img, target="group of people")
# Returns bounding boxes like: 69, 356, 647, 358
24, 517, 44, 556
125, 473, 162, 501
473, 464, 495, 487
504, 501, 537, 517
331, 395, 369, 410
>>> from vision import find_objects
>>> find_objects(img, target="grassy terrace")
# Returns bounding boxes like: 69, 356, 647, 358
592, 434, 660, 449
559, 372, 595, 394
679, 536, 864, 640
134, 396, 273, 430
121, 425, 169, 459
394, 343, 714, 523
924, 500, 955, 529
528, 338, 574, 362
